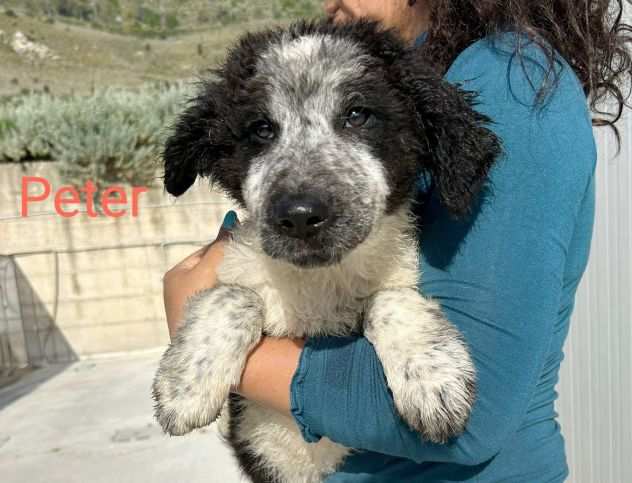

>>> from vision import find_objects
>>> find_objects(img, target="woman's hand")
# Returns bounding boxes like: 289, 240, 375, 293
161, 210, 303, 416
163, 211, 238, 339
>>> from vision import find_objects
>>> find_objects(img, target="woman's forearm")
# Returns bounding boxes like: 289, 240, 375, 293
235, 336, 304, 416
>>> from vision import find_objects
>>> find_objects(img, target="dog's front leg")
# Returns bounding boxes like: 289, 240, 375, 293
364, 288, 476, 444
152, 284, 264, 436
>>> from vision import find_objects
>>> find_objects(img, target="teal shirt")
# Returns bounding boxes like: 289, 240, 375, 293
290, 33, 596, 482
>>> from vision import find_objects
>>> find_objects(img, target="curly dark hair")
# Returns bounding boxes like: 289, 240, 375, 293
418, 0, 632, 140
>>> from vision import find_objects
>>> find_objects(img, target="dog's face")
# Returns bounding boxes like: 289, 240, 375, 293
164, 21, 500, 268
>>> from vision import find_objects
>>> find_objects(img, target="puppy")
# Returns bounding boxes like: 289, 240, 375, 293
152, 20, 500, 483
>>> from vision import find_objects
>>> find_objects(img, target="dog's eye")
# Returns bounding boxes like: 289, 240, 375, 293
250, 120, 276, 142
345, 108, 374, 129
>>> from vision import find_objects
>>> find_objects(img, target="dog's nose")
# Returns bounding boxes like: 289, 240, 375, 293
272, 194, 331, 239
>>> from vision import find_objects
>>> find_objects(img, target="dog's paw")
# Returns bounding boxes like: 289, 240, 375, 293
385, 336, 476, 444
364, 288, 477, 444
151, 341, 232, 436
151, 285, 264, 436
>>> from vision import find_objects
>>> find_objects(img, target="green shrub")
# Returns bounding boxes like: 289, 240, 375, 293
204, 0, 322, 26
165, 13, 179, 30
0, 119, 17, 141
135, 6, 161, 30
0, 83, 192, 189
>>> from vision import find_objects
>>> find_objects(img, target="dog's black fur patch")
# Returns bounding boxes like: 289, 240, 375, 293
227, 394, 277, 483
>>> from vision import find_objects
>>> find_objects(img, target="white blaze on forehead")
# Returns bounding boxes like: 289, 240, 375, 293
259, 33, 369, 89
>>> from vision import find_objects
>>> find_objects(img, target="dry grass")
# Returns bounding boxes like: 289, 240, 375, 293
0, 13, 289, 96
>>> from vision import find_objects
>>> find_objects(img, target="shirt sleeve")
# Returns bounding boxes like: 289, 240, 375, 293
289, 35, 597, 466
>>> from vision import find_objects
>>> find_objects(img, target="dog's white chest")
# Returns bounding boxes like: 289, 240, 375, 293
217, 242, 367, 337
216, 213, 419, 338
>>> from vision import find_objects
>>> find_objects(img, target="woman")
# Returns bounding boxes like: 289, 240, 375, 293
163, 1, 631, 481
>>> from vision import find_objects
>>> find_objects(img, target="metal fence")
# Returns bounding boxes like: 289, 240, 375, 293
0, 239, 211, 370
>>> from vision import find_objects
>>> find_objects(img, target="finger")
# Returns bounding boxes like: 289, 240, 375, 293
197, 213, 238, 269
216, 210, 240, 241
197, 237, 227, 269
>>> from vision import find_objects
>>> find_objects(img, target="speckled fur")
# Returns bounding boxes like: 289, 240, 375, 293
153, 19, 500, 483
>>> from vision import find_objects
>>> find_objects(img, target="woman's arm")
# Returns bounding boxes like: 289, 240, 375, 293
236, 337, 303, 413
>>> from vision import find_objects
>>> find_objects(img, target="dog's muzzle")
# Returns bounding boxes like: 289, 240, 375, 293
259, 179, 375, 268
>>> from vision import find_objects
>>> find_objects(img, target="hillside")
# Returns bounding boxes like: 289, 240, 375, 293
2, 1, 322, 35
0, 2, 323, 96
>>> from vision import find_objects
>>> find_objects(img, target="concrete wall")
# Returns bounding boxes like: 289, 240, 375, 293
0, 161, 231, 364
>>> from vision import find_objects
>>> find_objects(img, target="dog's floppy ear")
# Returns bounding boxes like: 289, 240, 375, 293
163, 27, 283, 198
396, 54, 502, 217
163, 82, 232, 197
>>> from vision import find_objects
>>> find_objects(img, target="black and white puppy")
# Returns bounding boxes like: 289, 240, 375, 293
153, 20, 500, 483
